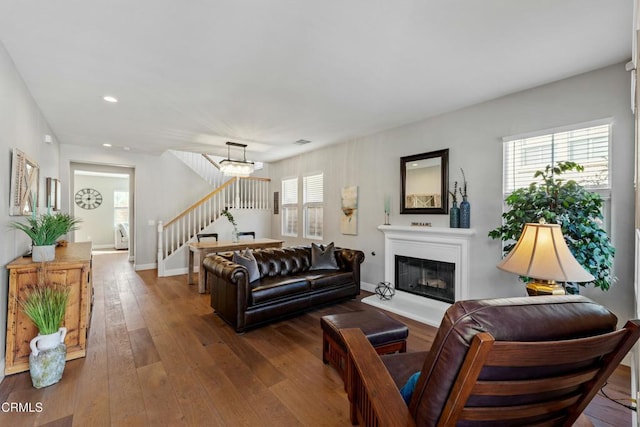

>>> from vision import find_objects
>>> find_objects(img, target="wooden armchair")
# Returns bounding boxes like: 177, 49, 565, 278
342, 296, 640, 427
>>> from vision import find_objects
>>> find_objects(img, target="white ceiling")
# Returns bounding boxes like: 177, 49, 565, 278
0, 1, 633, 162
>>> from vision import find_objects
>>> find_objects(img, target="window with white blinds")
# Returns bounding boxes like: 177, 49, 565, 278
503, 122, 610, 194
281, 178, 298, 237
113, 191, 129, 227
303, 173, 323, 239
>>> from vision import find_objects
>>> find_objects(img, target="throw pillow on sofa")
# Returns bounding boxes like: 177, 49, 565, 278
310, 242, 339, 270
232, 248, 260, 282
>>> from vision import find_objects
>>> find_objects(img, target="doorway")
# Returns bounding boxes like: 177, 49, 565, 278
70, 162, 135, 261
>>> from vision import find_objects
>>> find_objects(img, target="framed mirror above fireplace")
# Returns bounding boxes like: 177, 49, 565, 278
400, 148, 448, 214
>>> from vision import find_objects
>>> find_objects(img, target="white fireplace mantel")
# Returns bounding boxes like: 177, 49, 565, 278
362, 225, 476, 326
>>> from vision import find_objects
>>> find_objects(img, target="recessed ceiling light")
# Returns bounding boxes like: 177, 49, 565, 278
123, 146, 130, 151
103, 95, 118, 103
103, 143, 112, 147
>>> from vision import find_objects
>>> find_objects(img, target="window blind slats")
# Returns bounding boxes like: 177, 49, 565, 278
303, 174, 323, 203
282, 178, 298, 204
303, 173, 323, 239
503, 124, 610, 193
281, 178, 298, 236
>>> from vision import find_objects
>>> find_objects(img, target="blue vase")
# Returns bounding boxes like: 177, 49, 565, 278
460, 197, 470, 228
450, 202, 460, 228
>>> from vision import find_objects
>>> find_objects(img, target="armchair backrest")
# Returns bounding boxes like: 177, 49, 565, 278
410, 295, 636, 426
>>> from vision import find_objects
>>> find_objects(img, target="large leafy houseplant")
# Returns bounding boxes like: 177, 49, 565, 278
9, 212, 81, 246
488, 162, 615, 292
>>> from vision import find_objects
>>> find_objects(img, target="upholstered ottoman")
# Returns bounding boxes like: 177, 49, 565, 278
321, 310, 408, 384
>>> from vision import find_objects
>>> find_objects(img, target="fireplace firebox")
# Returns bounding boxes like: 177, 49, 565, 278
395, 255, 455, 304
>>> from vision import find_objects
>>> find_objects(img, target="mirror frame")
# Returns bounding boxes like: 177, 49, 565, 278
9, 148, 40, 216
400, 148, 449, 215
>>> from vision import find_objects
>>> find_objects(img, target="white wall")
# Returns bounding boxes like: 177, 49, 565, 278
269, 63, 635, 325
0, 41, 61, 380
73, 174, 129, 247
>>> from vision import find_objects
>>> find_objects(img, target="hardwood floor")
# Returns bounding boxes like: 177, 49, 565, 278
0, 251, 634, 426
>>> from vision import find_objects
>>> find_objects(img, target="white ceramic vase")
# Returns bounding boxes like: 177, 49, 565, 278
32, 244, 55, 262
29, 327, 67, 388
30, 327, 67, 356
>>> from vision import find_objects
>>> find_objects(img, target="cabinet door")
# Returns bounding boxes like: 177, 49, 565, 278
6, 262, 89, 374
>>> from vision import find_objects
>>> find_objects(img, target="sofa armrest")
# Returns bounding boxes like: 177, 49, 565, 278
203, 254, 251, 332
341, 328, 414, 427
335, 248, 365, 272
203, 254, 250, 285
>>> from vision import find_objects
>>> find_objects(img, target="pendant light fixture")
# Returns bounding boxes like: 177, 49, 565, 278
219, 142, 255, 177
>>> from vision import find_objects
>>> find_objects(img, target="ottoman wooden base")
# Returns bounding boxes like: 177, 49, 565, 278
321, 310, 408, 385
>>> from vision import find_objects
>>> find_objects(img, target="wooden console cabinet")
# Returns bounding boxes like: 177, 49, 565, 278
5, 242, 92, 375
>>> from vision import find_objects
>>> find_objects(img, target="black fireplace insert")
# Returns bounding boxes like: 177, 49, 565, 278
395, 255, 455, 304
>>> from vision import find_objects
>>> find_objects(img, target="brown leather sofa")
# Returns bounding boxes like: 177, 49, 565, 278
203, 246, 365, 332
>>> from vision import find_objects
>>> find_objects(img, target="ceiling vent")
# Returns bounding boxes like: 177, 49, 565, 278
294, 139, 311, 145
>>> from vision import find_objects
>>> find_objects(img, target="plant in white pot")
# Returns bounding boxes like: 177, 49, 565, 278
20, 283, 70, 388
9, 213, 81, 261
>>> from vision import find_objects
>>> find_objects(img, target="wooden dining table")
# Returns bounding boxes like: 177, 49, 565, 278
188, 238, 284, 293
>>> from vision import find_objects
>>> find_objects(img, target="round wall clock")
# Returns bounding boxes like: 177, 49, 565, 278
75, 188, 103, 209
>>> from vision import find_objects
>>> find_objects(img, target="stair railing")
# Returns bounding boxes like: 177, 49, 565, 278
157, 176, 270, 276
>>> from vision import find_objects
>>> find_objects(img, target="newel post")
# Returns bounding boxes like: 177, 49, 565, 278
157, 220, 165, 277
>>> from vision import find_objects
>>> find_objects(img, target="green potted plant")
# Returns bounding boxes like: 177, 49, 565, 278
21, 283, 71, 388
488, 162, 615, 293
9, 212, 82, 262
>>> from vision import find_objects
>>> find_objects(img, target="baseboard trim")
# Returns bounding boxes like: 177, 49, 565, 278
92, 244, 116, 249
361, 281, 376, 293
134, 263, 157, 271
162, 267, 189, 277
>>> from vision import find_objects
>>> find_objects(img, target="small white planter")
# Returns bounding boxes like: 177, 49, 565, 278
30, 327, 67, 356
32, 245, 55, 262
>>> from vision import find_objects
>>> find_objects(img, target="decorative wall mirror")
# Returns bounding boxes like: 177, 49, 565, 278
9, 148, 39, 216
46, 177, 61, 212
400, 148, 449, 215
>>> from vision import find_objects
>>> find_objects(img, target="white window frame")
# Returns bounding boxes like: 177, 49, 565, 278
502, 119, 612, 231
113, 190, 129, 227
281, 177, 298, 237
303, 173, 323, 240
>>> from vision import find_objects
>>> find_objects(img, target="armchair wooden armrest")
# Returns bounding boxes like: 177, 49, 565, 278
341, 328, 415, 427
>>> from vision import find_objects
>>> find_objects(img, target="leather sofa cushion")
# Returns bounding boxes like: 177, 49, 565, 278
232, 249, 260, 282
308, 270, 353, 289
251, 276, 311, 304
310, 242, 338, 270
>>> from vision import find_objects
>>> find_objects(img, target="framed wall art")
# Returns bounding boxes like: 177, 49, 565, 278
9, 148, 39, 216
340, 185, 358, 235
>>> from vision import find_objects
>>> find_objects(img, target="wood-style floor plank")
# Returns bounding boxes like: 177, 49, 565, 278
0, 251, 633, 426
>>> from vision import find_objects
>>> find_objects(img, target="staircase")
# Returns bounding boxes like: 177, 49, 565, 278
169, 150, 226, 187
157, 157, 270, 276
